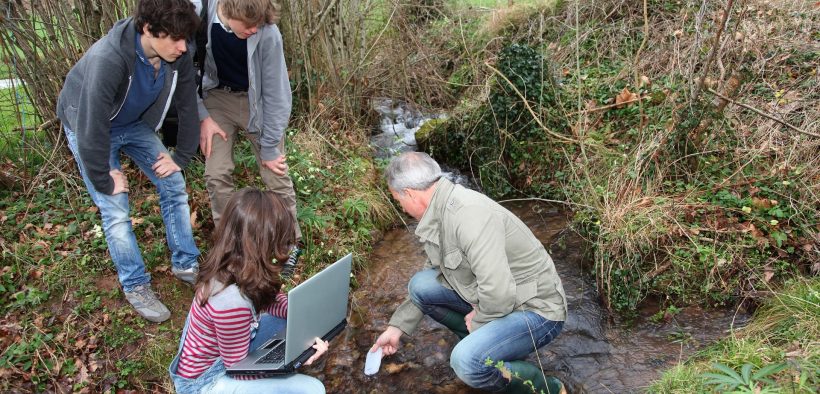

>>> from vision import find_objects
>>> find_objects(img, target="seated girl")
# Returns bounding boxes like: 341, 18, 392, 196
169, 188, 328, 393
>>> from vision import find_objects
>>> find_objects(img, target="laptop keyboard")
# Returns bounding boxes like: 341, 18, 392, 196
257, 340, 286, 364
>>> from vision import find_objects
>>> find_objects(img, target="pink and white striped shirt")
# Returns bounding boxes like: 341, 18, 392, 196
176, 283, 288, 379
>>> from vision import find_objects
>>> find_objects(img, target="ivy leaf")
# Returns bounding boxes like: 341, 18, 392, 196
771, 231, 787, 247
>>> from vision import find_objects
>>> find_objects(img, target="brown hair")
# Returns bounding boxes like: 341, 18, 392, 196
219, 0, 278, 27
134, 0, 199, 40
196, 188, 296, 311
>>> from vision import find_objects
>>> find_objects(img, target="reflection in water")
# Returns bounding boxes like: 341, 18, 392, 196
306, 202, 747, 393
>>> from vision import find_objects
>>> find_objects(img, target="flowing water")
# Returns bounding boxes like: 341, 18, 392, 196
309, 101, 750, 392
305, 202, 748, 393
369, 98, 444, 159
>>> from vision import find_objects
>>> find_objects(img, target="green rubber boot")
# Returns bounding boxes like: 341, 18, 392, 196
437, 311, 469, 339
502, 360, 565, 394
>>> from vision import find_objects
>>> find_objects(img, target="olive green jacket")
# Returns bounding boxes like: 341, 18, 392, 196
388, 178, 567, 335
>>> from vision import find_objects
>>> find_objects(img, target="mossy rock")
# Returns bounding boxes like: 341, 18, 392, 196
415, 118, 446, 152
417, 116, 469, 171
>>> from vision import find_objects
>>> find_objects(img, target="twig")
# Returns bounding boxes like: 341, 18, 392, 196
691, 0, 735, 103
498, 197, 593, 210
632, 0, 649, 87
36, 117, 58, 132
706, 88, 819, 138
567, 96, 645, 116
305, 0, 339, 43
484, 62, 577, 144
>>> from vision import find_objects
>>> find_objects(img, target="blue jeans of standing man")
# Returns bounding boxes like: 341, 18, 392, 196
408, 269, 564, 392
65, 123, 200, 292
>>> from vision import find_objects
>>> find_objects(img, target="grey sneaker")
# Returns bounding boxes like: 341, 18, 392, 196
124, 284, 171, 323
172, 265, 198, 285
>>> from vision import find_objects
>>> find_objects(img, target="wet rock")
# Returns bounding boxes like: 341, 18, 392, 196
422, 352, 447, 368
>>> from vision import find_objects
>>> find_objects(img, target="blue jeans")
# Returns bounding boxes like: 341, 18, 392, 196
408, 269, 564, 392
65, 124, 200, 292
169, 314, 325, 394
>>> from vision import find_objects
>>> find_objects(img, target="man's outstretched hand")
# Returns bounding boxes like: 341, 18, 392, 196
370, 326, 403, 356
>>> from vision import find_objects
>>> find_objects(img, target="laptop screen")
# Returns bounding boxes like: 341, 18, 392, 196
283, 253, 352, 365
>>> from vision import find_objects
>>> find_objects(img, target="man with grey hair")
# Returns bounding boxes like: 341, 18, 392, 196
371, 152, 567, 393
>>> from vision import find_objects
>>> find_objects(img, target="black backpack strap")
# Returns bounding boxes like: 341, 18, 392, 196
194, 0, 209, 97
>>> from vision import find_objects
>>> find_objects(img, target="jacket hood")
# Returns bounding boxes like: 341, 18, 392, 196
104, 18, 138, 71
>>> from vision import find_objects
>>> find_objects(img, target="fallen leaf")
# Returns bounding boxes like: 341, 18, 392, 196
29, 269, 43, 280
75, 360, 89, 384
640, 75, 651, 87
383, 363, 407, 374
751, 197, 773, 209
763, 268, 774, 283
130, 217, 144, 226
615, 88, 639, 108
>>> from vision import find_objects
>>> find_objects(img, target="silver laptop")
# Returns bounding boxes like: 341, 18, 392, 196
225, 253, 352, 377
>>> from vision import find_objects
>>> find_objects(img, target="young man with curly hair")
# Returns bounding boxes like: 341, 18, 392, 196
57, 0, 202, 323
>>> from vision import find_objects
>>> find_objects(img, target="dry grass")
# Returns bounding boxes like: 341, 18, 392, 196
408, 0, 818, 308
482, 0, 562, 37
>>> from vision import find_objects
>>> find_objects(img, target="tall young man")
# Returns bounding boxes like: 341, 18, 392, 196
57, 0, 202, 323
194, 0, 303, 271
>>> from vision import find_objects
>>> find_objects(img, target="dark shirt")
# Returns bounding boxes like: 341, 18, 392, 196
111, 32, 166, 130
211, 22, 249, 91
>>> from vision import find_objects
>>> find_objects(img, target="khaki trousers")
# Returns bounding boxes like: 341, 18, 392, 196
203, 89, 302, 240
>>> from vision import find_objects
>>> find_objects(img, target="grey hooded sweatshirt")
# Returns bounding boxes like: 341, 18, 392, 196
57, 18, 200, 195
196, 0, 292, 162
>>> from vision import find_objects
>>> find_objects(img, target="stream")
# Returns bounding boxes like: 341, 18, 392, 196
299, 100, 749, 392
304, 202, 748, 393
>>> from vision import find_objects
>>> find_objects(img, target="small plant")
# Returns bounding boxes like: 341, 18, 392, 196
700, 362, 787, 393
650, 304, 682, 323
113, 359, 145, 389
486, 359, 542, 394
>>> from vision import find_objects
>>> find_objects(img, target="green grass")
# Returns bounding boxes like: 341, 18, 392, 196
0, 118, 392, 391
0, 87, 40, 156
649, 277, 820, 393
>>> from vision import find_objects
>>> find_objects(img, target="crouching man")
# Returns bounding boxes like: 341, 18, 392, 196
371, 152, 567, 393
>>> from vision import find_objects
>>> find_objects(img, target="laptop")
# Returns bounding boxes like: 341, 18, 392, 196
225, 253, 352, 377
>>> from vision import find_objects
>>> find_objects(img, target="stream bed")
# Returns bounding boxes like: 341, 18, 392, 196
305, 201, 748, 393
